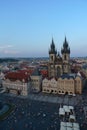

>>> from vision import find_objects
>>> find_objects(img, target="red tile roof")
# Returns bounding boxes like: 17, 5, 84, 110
18, 69, 34, 75
40, 70, 48, 77
5, 71, 30, 82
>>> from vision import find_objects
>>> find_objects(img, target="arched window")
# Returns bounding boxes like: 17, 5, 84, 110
64, 55, 66, 60
51, 56, 53, 61
57, 67, 61, 77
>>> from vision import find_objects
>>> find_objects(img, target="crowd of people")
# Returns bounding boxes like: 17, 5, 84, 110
75, 94, 87, 130
0, 92, 87, 130
0, 94, 60, 130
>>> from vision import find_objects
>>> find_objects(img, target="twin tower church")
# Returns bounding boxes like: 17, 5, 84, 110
42, 37, 83, 94
48, 37, 71, 78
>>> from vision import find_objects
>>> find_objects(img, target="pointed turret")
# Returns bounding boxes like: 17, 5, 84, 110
57, 51, 62, 62
57, 52, 61, 59
61, 37, 70, 54
49, 38, 57, 54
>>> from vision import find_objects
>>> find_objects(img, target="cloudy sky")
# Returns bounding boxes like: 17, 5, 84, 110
0, 0, 87, 57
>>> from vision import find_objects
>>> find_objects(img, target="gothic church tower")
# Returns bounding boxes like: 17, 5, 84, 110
61, 37, 70, 74
49, 38, 57, 63
48, 38, 57, 77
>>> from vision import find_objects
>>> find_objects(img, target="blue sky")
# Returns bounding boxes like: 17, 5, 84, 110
0, 0, 87, 57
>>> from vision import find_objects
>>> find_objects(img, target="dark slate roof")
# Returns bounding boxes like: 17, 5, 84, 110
60, 74, 76, 79
82, 64, 87, 69
31, 68, 41, 76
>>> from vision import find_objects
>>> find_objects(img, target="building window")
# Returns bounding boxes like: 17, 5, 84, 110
78, 81, 80, 83
51, 56, 53, 61
51, 90, 54, 93
70, 92, 72, 94
64, 55, 66, 60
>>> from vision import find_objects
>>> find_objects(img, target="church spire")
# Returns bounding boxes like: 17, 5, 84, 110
49, 38, 57, 54
65, 36, 67, 44
61, 37, 70, 54
51, 37, 55, 49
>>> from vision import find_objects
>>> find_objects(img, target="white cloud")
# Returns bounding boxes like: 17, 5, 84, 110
6, 45, 13, 48
0, 44, 20, 56
3, 50, 19, 55
0, 44, 13, 49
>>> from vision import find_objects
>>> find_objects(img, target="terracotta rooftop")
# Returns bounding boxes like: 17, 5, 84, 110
18, 69, 34, 75
5, 71, 30, 82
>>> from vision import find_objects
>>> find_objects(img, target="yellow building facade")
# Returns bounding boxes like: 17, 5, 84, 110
42, 74, 83, 95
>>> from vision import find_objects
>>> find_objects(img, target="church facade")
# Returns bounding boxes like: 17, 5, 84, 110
42, 37, 83, 95
48, 37, 71, 78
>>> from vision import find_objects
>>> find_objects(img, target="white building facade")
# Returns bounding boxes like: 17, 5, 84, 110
2, 71, 31, 96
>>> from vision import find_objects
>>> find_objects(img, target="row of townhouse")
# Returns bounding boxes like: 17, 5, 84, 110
42, 73, 83, 95
0, 69, 84, 96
